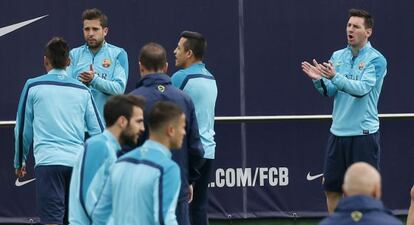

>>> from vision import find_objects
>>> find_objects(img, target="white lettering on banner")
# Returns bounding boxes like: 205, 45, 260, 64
209, 167, 289, 188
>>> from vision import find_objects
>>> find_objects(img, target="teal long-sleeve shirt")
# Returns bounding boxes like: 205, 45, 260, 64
69, 130, 121, 225
312, 42, 387, 136
171, 63, 218, 159
14, 69, 104, 169
67, 42, 129, 118
93, 140, 181, 225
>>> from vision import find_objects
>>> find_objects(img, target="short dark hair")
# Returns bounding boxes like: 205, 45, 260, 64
82, 8, 108, 28
349, 9, 373, 29
148, 101, 183, 132
45, 37, 69, 69
139, 42, 167, 71
180, 31, 207, 59
104, 95, 145, 127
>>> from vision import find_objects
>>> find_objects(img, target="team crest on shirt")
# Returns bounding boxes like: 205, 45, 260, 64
157, 85, 165, 92
358, 62, 365, 70
350, 211, 363, 222
102, 59, 111, 68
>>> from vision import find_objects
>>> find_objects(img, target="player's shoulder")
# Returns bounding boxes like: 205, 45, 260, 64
86, 132, 106, 145
105, 43, 127, 56
332, 47, 348, 57
59, 76, 90, 91
164, 158, 180, 174
367, 46, 386, 64
86, 135, 112, 156
118, 147, 141, 162
169, 84, 193, 103
172, 69, 186, 77
25, 73, 48, 85
172, 69, 186, 81
70, 44, 86, 54
25, 73, 68, 87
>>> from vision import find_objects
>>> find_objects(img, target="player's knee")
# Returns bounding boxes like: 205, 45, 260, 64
325, 191, 342, 200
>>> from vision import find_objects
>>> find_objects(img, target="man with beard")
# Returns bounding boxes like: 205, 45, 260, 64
69, 95, 145, 225
301, 9, 387, 213
93, 101, 185, 225
67, 8, 128, 118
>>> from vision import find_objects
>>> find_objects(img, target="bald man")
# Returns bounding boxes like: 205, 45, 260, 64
319, 162, 403, 225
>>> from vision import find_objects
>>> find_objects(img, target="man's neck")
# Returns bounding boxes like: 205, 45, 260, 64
183, 59, 202, 69
351, 40, 368, 57
149, 135, 171, 150
89, 42, 104, 55
141, 70, 164, 76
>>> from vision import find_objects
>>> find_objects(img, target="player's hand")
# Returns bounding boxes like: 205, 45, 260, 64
302, 59, 323, 80
188, 184, 193, 203
320, 60, 336, 79
15, 166, 26, 178
78, 64, 95, 84
410, 185, 414, 201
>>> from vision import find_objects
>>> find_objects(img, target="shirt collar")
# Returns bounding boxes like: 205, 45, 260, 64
336, 195, 384, 211
84, 41, 107, 54
136, 73, 171, 88
347, 41, 372, 56
103, 129, 122, 152
188, 62, 205, 69
142, 140, 172, 158
47, 69, 68, 76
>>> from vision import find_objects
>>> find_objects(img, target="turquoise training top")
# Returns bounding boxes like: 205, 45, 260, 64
172, 63, 218, 159
14, 69, 103, 168
67, 42, 128, 118
69, 130, 120, 225
313, 42, 387, 136
93, 140, 181, 225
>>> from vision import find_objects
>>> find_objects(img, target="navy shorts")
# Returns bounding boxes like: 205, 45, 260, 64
323, 132, 380, 193
35, 165, 72, 225
176, 198, 190, 225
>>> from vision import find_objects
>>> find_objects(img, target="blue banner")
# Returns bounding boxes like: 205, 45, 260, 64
1, 0, 414, 222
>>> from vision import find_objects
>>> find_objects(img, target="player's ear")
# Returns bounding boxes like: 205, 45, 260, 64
186, 49, 193, 59
103, 27, 108, 37
366, 28, 372, 38
43, 56, 50, 67
117, 115, 128, 129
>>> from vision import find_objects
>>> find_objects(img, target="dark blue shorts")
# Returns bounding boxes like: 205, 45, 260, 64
35, 165, 72, 225
176, 198, 190, 225
323, 132, 381, 193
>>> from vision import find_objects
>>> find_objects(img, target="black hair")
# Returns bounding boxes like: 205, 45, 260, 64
82, 8, 108, 28
104, 95, 145, 127
139, 42, 167, 71
45, 37, 69, 69
148, 101, 183, 132
180, 31, 207, 59
349, 9, 373, 29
